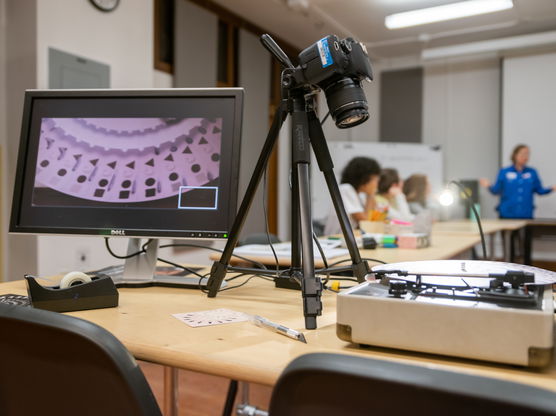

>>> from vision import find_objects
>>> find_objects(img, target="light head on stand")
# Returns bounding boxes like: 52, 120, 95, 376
260, 34, 373, 129
439, 180, 487, 259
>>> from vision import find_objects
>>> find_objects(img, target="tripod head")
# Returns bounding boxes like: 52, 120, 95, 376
260, 34, 373, 129
261, 34, 295, 69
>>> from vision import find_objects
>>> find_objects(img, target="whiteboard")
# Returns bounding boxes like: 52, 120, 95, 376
502, 52, 556, 219
311, 141, 443, 221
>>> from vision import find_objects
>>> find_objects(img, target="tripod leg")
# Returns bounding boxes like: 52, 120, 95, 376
291, 151, 302, 274
297, 162, 322, 329
307, 111, 370, 282
206, 103, 288, 297
288, 95, 322, 329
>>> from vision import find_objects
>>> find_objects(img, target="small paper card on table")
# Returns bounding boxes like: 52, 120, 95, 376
172, 308, 249, 327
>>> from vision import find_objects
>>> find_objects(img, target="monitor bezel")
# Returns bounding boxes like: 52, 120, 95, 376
9, 88, 243, 239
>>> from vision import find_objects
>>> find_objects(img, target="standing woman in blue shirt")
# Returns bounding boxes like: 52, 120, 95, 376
480, 144, 555, 219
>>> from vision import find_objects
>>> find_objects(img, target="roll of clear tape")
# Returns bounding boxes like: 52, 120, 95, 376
59, 271, 92, 289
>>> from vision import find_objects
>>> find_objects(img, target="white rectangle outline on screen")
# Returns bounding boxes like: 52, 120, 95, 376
177, 186, 218, 210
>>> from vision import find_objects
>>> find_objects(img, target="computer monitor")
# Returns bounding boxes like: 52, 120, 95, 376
10, 88, 243, 288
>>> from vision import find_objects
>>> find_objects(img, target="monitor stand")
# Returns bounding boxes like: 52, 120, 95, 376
92, 238, 225, 289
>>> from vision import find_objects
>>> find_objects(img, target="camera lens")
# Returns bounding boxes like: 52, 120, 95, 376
324, 78, 369, 129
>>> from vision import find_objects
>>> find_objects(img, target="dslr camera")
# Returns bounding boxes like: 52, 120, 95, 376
296, 35, 373, 129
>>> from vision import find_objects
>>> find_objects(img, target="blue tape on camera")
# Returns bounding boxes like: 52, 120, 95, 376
317, 37, 333, 68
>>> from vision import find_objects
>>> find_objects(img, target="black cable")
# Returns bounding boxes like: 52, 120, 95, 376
105, 237, 152, 259
157, 242, 269, 271
450, 180, 488, 259
222, 380, 238, 416
460, 278, 473, 289
155, 243, 278, 291
105, 238, 211, 289
133, 240, 208, 280
318, 256, 386, 272
218, 274, 269, 292
203, 270, 278, 294
224, 271, 275, 283
228, 266, 287, 279
223, 273, 251, 282
312, 233, 329, 269
320, 111, 330, 125
312, 233, 332, 287
325, 276, 359, 281
155, 257, 207, 280
198, 272, 212, 294
361, 257, 387, 265
105, 237, 280, 293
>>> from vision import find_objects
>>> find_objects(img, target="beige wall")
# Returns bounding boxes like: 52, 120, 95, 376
34, 0, 159, 276
173, 0, 218, 88
423, 57, 501, 219
2, 0, 162, 278
4, 0, 38, 281
0, 0, 6, 281
37, 0, 154, 89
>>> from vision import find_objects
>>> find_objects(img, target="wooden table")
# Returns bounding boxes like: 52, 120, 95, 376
431, 219, 528, 261
212, 227, 486, 268
525, 219, 556, 265
432, 219, 527, 235
2, 276, 555, 393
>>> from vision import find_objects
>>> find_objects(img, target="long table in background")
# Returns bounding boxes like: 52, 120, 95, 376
525, 219, 556, 265
213, 219, 528, 267
213, 233, 481, 268
432, 219, 528, 262
431, 219, 527, 235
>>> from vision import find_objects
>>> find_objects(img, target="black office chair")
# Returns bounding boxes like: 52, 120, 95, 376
0, 304, 162, 416
240, 232, 281, 246
268, 353, 556, 416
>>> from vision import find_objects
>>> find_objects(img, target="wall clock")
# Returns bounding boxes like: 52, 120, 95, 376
89, 0, 120, 12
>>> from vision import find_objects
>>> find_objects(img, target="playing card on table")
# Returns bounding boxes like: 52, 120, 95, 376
172, 308, 250, 327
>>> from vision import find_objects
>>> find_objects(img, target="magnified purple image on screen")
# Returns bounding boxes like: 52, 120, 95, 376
32, 117, 222, 209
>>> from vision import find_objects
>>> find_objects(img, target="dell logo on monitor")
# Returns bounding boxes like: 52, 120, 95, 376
111, 229, 126, 236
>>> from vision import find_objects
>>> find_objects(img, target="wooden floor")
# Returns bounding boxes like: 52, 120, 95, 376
139, 361, 272, 416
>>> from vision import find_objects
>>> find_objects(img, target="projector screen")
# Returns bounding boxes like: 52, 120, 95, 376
502, 51, 556, 218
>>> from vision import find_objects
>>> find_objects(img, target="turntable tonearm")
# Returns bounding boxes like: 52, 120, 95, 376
337, 260, 555, 367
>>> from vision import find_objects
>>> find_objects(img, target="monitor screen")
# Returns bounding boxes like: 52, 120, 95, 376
10, 89, 243, 240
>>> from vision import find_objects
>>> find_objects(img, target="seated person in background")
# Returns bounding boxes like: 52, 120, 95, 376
324, 156, 381, 235
375, 168, 414, 222
403, 174, 431, 215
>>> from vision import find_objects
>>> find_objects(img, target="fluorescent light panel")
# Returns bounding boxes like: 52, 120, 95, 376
385, 0, 514, 30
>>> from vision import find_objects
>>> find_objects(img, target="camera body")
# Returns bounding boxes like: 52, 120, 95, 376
296, 35, 374, 129
297, 35, 373, 87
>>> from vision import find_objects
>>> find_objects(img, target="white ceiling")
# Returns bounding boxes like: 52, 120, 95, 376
211, 0, 556, 59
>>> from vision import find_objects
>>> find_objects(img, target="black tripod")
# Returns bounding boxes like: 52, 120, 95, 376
206, 38, 370, 330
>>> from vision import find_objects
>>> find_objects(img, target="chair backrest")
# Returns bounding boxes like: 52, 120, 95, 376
269, 353, 556, 416
0, 304, 162, 416
240, 233, 281, 246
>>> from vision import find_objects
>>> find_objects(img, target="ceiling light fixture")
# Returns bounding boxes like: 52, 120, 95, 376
385, 0, 514, 30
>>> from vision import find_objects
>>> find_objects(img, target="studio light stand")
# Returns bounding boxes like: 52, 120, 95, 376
206, 34, 372, 329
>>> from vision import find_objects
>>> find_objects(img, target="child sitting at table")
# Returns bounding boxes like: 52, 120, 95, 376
323, 156, 381, 235
403, 173, 432, 215
375, 168, 413, 222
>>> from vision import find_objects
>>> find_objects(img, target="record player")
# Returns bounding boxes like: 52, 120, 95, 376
337, 260, 555, 367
